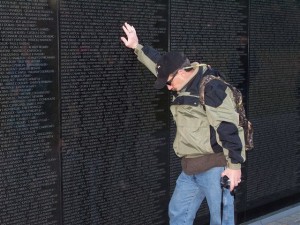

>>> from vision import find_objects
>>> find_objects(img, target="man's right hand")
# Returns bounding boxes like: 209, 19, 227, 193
121, 22, 139, 49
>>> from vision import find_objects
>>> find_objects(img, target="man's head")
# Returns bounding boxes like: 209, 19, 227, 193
154, 51, 191, 90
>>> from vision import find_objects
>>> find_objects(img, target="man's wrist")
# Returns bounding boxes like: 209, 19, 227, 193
131, 43, 138, 49
133, 44, 143, 55
227, 161, 241, 170
132, 43, 141, 49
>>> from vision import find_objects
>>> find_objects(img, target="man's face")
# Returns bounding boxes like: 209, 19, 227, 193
166, 69, 185, 91
165, 65, 198, 91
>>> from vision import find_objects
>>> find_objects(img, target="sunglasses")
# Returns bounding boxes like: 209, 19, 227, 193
166, 70, 179, 86
166, 63, 207, 86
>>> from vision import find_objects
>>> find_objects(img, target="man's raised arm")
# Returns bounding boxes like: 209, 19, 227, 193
120, 22, 161, 77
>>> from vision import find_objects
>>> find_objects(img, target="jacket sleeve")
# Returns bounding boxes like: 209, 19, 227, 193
204, 79, 246, 169
134, 44, 161, 77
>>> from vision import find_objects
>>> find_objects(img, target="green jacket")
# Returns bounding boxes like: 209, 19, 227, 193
134, 44, 246, 169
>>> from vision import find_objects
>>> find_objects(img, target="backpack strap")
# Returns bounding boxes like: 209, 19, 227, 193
199, 75, 245, 126
199, 75, 224, 106
199, 75, 254, 150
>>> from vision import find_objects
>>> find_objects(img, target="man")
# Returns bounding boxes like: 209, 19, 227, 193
120, 22, 245, 225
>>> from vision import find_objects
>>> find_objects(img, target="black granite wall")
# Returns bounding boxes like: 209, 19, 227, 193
0, 0, 299, 224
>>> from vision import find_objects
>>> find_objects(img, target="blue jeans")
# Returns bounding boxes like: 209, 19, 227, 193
169, 167, 234, 225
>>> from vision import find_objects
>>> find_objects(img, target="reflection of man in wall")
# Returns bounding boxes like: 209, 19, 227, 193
121, 22, 245, 225
1, 38, 58, 222
4, 41, 53, 161
9, 42, 53, 117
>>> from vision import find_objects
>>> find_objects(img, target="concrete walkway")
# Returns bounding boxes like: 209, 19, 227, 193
240, 203, 300, 225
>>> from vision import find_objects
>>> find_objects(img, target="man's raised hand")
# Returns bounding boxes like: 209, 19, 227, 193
121, 22, 139, 49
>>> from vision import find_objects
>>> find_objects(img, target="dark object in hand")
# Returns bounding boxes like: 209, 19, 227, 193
220, 175, 230, 189
220, 175, 236, 196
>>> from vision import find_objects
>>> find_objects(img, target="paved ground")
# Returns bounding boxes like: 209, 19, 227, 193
240, 203, 300, 225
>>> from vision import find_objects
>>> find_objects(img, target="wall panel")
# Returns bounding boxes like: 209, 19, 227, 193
59, 1, 169, 224
247, 0, 300, 209
0, 0, 60, 224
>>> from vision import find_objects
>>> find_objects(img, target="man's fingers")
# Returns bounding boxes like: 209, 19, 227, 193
124, 23, 136, 34
230, 183, 235, 192
125, 22, 133, 31
120, 37, 128, 46
123, 23, 131, 33
230, 179, 241, 192
122, 25, 130, 35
